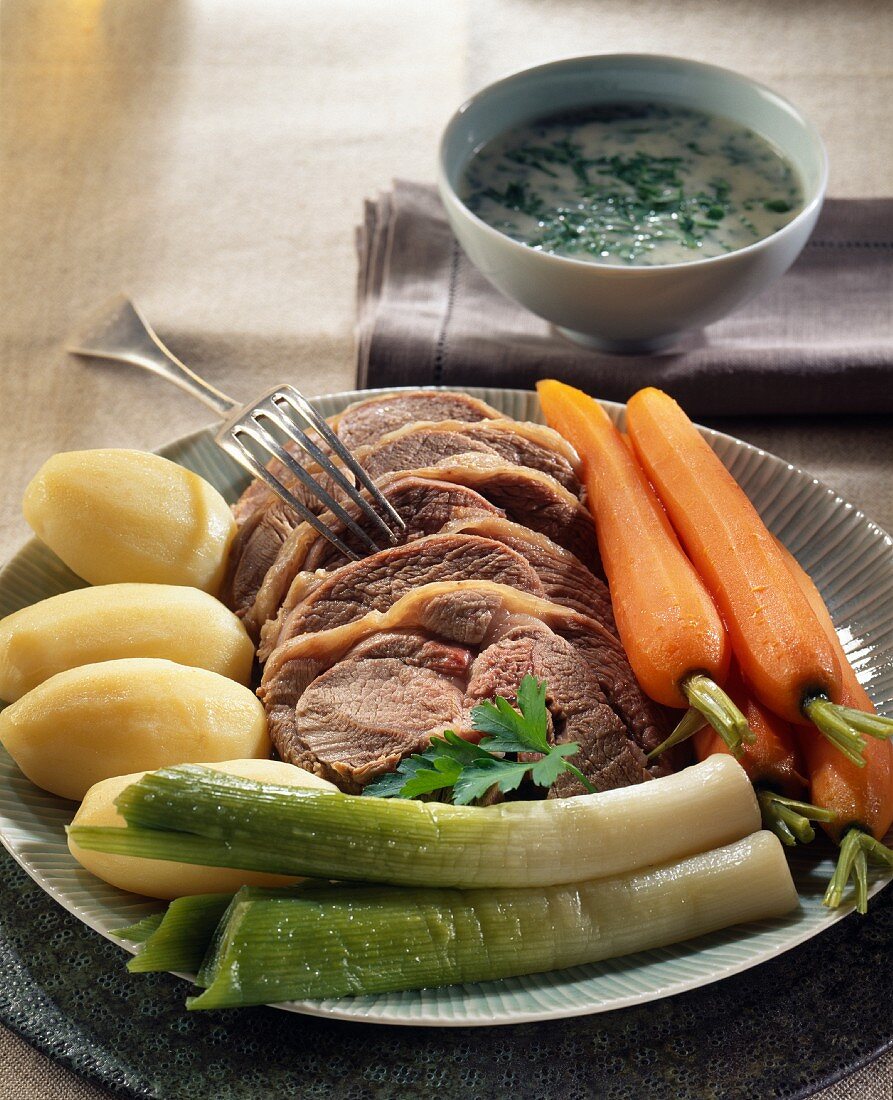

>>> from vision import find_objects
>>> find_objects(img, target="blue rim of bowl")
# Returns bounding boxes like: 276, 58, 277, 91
437, 53, 829, 275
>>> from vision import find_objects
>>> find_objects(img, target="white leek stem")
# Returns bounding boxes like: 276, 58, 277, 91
188, 831, 798, 1008
70, 756, 760, 889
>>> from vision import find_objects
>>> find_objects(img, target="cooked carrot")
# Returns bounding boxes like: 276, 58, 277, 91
693, 663, 832, 846
777, 541, 893, 911
694, 664, 804, 796
626, 386, 893, 764
537, 380, 750, 754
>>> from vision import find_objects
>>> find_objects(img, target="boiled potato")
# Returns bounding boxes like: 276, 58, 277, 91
0, 658, 268, 800
0, 583, 254, 702
23, 449, 236, 594
68, 760, 335, 899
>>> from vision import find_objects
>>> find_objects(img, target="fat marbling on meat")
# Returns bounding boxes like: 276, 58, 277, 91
225, 389, 677, 802
259, 581, 671, 795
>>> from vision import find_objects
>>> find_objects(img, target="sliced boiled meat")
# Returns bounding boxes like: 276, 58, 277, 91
463, 621, 648, 795
259, 581, 670, 794
225, 388, 680, 803
244, 476, 501, 636
221, 497, 300, 619
439, 514, 615, 630
331, 390, 503, 450
227, 391, 504, 573
273, 632, 475, 791
357, 419, 582, 497
258, 532, 546, 661
398, 456, 602, 576
247, 456, 600, 637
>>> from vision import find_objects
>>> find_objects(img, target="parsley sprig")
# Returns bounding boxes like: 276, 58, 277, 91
364, 676, 596, 804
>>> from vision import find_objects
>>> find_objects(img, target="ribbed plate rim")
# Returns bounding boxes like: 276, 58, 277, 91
0, 385, 889, 1028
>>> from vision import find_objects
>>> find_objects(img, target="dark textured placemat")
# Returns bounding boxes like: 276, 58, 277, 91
0, 847, 889, 1100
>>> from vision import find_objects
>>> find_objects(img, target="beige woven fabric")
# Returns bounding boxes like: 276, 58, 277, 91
0, 0, 891, 1096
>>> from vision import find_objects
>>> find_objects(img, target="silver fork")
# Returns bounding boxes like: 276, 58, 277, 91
67, 295, 405, 561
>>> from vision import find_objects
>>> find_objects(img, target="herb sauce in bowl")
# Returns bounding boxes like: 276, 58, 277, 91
460, 104, 804, 266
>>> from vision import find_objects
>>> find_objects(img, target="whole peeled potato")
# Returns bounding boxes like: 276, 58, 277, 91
0, 658, 269, 801
69, 760, 335, 899
0, 583, 254, 702
22, 449, 236, 594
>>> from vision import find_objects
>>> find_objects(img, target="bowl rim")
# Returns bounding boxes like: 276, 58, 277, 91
437, 52, 829, 276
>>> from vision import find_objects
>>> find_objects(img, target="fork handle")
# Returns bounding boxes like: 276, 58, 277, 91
125, 299, 239, 417
74, 296, 239, 418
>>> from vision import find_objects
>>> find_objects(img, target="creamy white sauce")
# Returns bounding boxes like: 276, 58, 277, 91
461, 104, 804, 266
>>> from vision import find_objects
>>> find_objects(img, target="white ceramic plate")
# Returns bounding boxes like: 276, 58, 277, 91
0, 386, 890, 1027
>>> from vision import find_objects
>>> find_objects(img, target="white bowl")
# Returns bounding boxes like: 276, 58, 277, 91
438, 55, 828, 353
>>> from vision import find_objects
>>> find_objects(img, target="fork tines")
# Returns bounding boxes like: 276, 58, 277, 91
217, 385, 405, 562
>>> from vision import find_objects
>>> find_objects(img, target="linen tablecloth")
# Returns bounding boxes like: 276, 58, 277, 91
1, 1, 891, 1096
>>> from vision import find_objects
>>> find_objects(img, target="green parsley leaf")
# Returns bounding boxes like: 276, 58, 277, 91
363, 729, 490, 799
364, 676, 597, 803
363, 755, 451, 799
399, 756, 463, 799
452, 757, 531, 805
470, 675, 549, 753
529, 742, 580, 788
437, 728, 494, 765
363, 768, 413, 799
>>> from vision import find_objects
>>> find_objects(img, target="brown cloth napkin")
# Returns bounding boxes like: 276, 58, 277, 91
356, 181, 893, 416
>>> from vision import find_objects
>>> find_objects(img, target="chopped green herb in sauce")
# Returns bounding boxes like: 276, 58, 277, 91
461, 104, 804, 266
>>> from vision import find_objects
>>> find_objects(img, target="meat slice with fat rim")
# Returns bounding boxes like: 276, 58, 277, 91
439, 513, 615, 630
330, 391, 504, 450
258, 532, 547, 661
221, 496, 299, 619
356, 419, 582, 497
226, 390, 505, 591
247, 456, 602, 639
235, 413, 581, 553
271, 631, 476, 791
259, 581, 671, 794
395, 455, 602, 576
243, 476, 502, 636
259, 520, 616, 661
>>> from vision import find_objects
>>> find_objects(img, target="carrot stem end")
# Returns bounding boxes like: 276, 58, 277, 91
646, 706, 707, 760
756, 790, 832, 847
803, 698, 868, 766
823, 829, 893, 914
682, 673, 754, 756
832, 704, 893, 739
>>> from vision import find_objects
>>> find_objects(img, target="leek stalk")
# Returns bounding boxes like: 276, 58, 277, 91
187, 832, 798, 1009
68, 756, 760, 889
112, 912, 164, 944
127, 894, 232, 974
